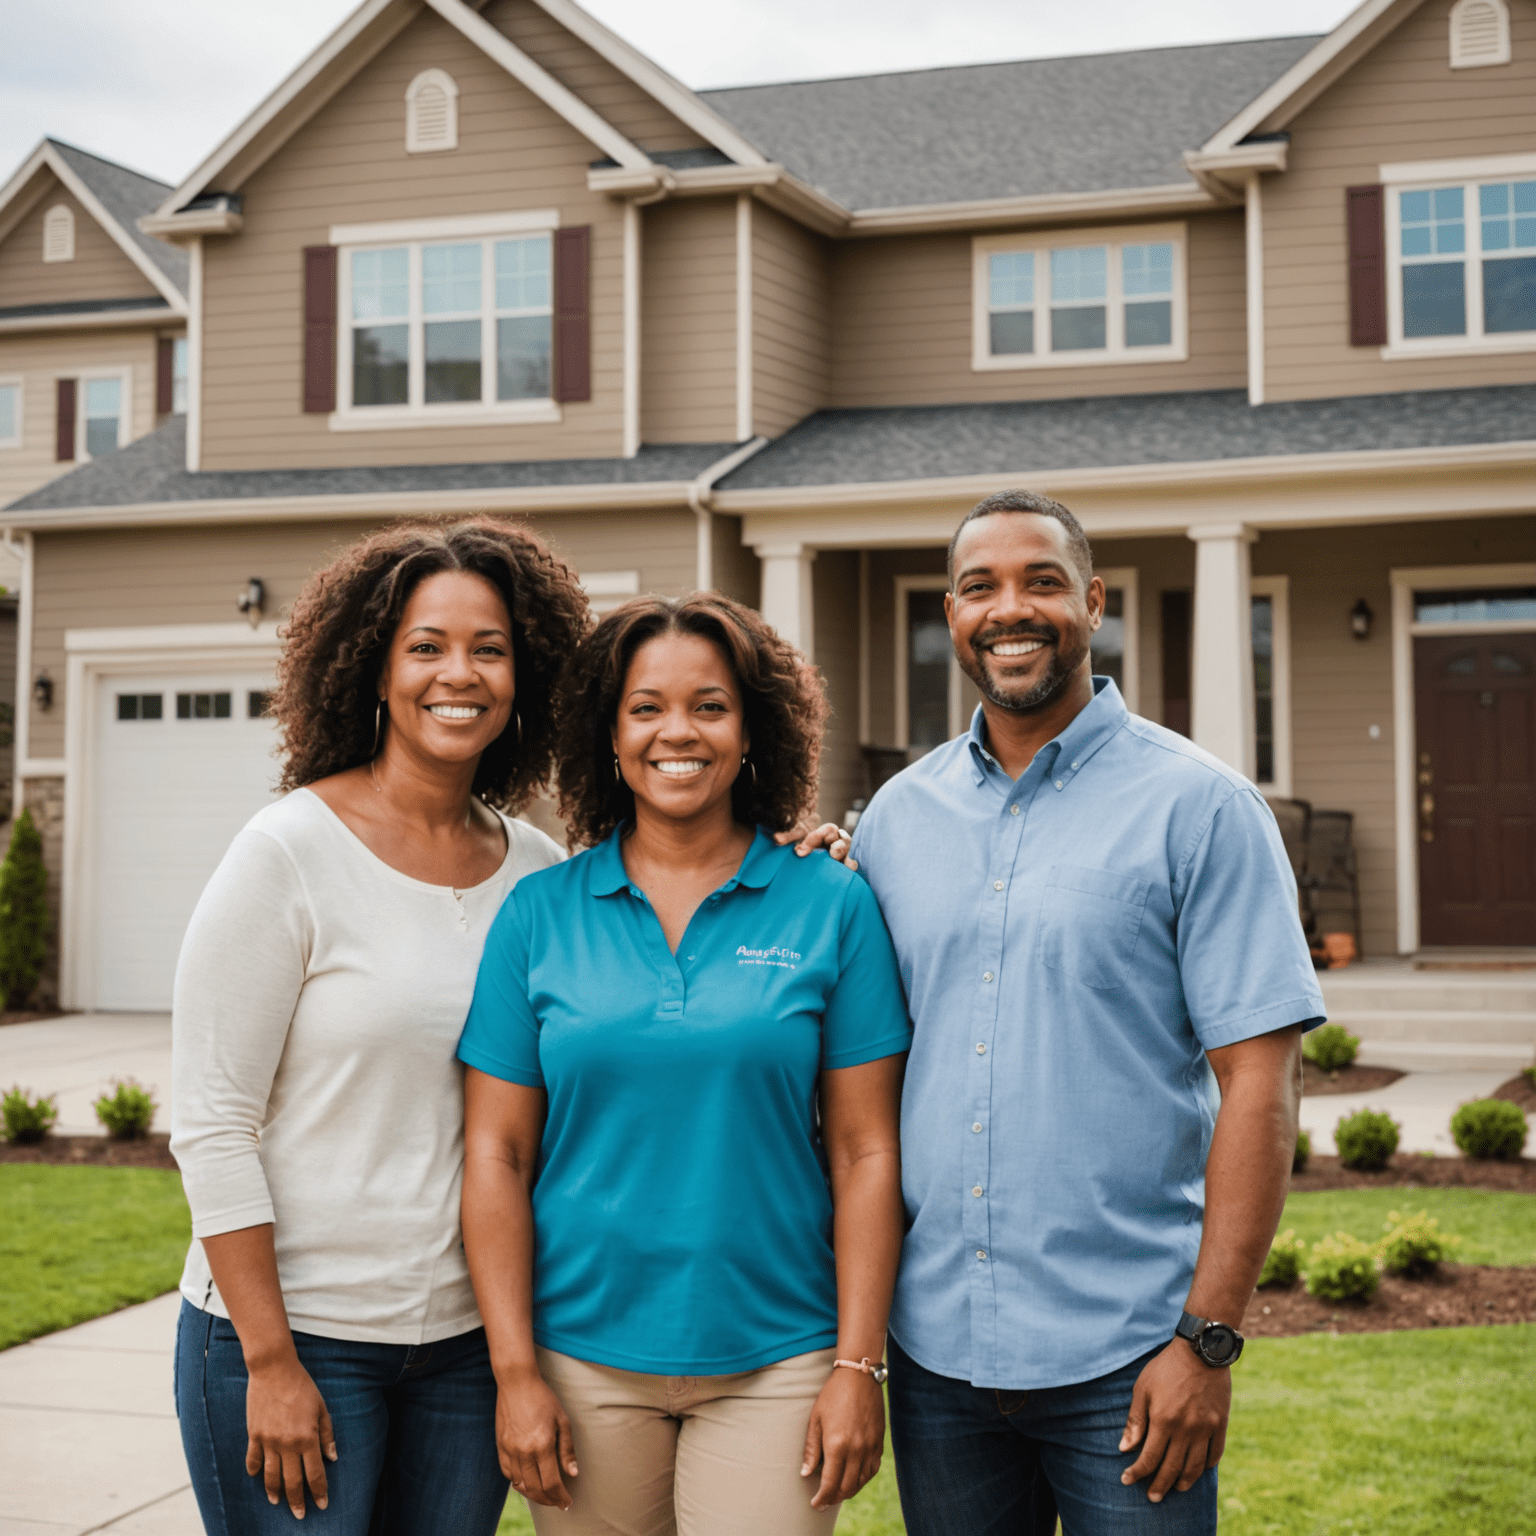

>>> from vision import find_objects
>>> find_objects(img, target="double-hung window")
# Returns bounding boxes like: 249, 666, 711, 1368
1384, 156, 1536, 354
0, 378, 20, 450
974, 225, 1186, 369
74, 370, 129, 460
335, 214, 557, 425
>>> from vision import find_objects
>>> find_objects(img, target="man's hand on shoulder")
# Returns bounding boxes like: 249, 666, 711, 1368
777, 822, 857, 870
1118, 1339, 1230, 1503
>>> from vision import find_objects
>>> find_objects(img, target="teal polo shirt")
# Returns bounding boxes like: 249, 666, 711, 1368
457, 825, 912, 1376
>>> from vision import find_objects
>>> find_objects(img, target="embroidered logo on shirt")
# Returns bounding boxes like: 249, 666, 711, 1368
736, 943, 801, 970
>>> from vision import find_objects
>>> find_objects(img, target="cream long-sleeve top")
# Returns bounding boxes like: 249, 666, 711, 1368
170, 787, 562, 1344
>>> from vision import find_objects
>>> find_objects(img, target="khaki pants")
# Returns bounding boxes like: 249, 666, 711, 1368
525, 1346, 841, 1536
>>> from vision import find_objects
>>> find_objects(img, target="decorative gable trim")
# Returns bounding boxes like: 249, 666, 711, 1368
1449, 0, 1511, 68
42, 204, 75, 263
405, 68, 459, 152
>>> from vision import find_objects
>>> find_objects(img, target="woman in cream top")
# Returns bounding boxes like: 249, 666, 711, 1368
170, 517, 586, 1536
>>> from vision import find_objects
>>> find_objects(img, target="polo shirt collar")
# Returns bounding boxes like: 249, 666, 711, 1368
586, 823, 782, 897
966, 676, 1129, 788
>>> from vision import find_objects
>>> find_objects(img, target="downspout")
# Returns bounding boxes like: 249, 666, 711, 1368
6, 528, 31, 820
687, 436, 768, 592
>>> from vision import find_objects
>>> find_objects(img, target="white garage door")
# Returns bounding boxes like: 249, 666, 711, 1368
93, 672, 282, 1010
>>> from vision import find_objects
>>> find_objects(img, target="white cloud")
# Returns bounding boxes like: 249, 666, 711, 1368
0, 0, 1359, 186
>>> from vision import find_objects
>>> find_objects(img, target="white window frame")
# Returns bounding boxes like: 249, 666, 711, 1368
0, 376, 22, 450
581, 570, 639, 615
331, 211, 562, 431
42, 204, 75, 263
1380, 152, 1536, 360
74, 368, 132, 461
972, 223, 1188, 371
1249, 575, 1292, 797
405, 68, 459, 154
1094, 566, 1141, 713
894, 575, 963, 751
171, 337, 189, 415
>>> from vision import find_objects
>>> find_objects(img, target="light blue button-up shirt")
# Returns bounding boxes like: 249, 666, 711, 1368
850, 680, 1324, 1390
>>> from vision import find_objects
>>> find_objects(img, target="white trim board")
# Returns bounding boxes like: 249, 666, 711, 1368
893, 574, 963, 751
1250, 574, 1292, 797
329, 209, 558, 245
1387, 561, 1536, 955
1095, 566, 1141, 716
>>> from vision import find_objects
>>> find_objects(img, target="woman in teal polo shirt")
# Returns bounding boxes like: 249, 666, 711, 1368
458, 593, 910, 1535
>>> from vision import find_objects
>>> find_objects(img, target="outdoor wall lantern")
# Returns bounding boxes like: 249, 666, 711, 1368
1350, 599, 1374, 640
237, 577, 266, 629
32, 674, 53, 711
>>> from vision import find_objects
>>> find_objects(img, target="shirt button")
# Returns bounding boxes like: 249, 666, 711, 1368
1055, 779, 1063, 789
1071, 761, 1079, 769
1010, 804, 1020, 816
976, 1043, 986, 1055
972, 1122, 982, 1133
972, 1186, 983, 1198
993, 880, 1004, 891
983, 972, 993, 982
976, 1250, 987, 1260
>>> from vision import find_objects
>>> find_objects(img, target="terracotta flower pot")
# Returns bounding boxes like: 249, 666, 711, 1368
1321, 931, 1357, 969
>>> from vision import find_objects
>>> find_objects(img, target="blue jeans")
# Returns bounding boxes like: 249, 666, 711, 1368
175, 1299, 508, 1535
888, 1335, 1217, 1536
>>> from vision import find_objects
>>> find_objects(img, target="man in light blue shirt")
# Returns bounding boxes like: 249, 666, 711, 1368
849, 490, 1324, 1534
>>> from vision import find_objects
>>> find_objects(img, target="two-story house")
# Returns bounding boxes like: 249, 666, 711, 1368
2, 0, 1533, 1017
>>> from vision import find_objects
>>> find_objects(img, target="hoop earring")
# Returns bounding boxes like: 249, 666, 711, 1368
512, 708, 522, 748
613, 754, 623, 787
742, 753, 757, 787
372, 699, 385, 756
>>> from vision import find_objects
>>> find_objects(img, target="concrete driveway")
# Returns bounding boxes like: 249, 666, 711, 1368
0, 1014, 171, 1135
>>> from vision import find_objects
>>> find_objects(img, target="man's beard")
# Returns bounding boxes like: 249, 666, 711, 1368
958, 622, 1090, 714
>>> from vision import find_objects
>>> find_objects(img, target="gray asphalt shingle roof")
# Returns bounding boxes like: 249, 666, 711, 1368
716, 386, 1536, 490
4, 418, 736, 512
47, 139, 188, 297
699, 37, 1319, 210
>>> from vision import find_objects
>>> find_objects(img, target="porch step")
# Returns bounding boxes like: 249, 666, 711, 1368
1318, 972, 1536, 1015
1352, 1039, 1536, 1075
1324, 1009, 1536, 1047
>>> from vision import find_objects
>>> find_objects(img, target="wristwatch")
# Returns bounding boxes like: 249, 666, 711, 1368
1175, 1311, 1244, 1368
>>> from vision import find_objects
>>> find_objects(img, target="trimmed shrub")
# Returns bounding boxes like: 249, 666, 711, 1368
1304, 1232, 1381, 1302
2, 1085, 57, 1144
1523, 1065, 1535, 1090
0, 811, 51, 1010
1376, 1209, 1461, 1278
1450, 1098, 1528, 1161
1303, 1024, 1360, 1073
93, 1079, 156, 1139
1259, 1228, 1308, 1288
1334, 1108, 1400, 1171
1293, 1127, 1312, 1174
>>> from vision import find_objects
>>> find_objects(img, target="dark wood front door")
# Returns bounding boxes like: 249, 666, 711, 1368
1415, 632, 1536, 947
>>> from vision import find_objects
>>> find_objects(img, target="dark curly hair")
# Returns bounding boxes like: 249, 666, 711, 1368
273, 516, 590, 811
554, 593, 827, 848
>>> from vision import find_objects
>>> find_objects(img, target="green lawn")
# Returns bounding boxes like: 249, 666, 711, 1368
0, 1165, 191, 1349
1279, 1187, 1536, 1265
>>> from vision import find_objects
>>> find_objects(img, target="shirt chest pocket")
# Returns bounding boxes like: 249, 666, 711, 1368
1037, 864, 1152, 993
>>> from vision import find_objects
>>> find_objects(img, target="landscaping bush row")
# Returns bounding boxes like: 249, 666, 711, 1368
1292, 1100, 1528, 1174
1260, 1209, 1463, 1302
1, 1080, 157, 1142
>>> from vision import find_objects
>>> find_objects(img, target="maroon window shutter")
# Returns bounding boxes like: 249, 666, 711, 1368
553, 226, 591, 403
303, 245, 338, 413
1346, 185, 1387, 346
55, 378, 76, 461
156, 338, 175, 415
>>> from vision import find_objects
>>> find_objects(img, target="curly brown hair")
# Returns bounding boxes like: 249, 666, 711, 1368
554, 593, 827, 847
273, 516, 589, 811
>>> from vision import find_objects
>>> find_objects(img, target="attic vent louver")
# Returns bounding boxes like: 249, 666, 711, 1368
406, 69, 459, 153
1449, 0, 1511, 68
42, 204, 75, 263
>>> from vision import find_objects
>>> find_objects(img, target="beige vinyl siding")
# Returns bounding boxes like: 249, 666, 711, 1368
484, 0, 707, 153
0, 179, 160, 308
25, 507, 695, 757
641, 198, 737, 443
199, 7, 626, 471
1263, 0, 1536, 402
752, 204, 830, 438
812, 549, 860, 825
0, 328, 162, 505
829, 210, 1247, 408
710, 513, 761, 608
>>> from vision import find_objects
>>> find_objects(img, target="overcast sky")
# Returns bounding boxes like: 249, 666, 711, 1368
1, 0, 1358, 190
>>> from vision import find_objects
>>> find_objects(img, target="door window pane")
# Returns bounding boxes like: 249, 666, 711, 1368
906, 589, 951, 755
1091, 588, 1125, 691
424, 319, 481, 403
176, 692, 232, 719
116, 693, 163, 721
1415, 587, 1536, 623
83, 377, 120, 458
1252, 595, 1274, 785
353, 325, 408, 405
497, 316, 551, 400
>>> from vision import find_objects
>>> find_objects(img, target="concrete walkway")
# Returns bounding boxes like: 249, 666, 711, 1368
1297, 1068, 1518, 1155
0, 1014, 171, 1136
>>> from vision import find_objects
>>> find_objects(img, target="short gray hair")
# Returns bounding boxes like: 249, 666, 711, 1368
947, 489, 1093, 587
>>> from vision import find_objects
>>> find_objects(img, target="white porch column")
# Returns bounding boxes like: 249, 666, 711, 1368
1187, 523, 1256, 777
756, 542, 816, 660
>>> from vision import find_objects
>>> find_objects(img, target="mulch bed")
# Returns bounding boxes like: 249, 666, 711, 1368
0, 1132, 178, 1169
1292, 1153, 1536, 1191
1242, 1264, 1536, 1337
0, 1007, 67, 1028
1302, 1061, 1404, 1096
1491, 1073, 1536, 1113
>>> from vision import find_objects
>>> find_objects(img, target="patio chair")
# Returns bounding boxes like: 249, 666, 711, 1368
1303, 809, 1362, 953
1264, 796, 1312, 889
